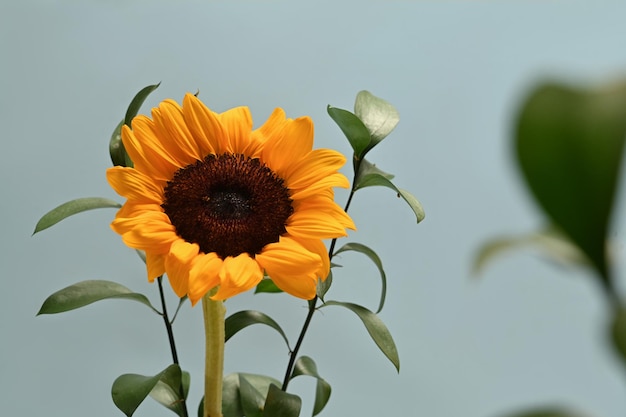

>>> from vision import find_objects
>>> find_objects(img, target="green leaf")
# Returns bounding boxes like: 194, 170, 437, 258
499, 407, 590, 417
515, 81, 626, 285
290, 356, 331, 416
610, 308, 626, 370
110, 118, 133, 167
111, 364, 182, 417
321, 301, 399, 372
327, 105, 371, 158
316, 269, 333, 300
354, 159, 425, 223
221, 374, 243, 417
225, 310, 291, 350
354, 90, 399, 150
110, 82, 160, 167
125, 82, 161, 126
239, 374, 282, 417
334, 242, 387, 313
473, 227, 589, 276
37, 280, 158, 315
354, 158, 395, 183
255, 278, 283, 294
33, 197, 121, 234
149, 369, 189, 416
262, 384, 302, 417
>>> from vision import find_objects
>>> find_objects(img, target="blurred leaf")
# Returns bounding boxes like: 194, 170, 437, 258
255, 278, 283, 294
124, 82, 160, 126
110, 119, 133, 167
354, 90, 400, 150
149, 369, 189, 416
316, 269, 333, 300
239, 374, 281, 417
334, 242, 387, 313
197, 398, 204, 417
499, 407, 590, 417
516, 81, 626, 285
262, 384, 302, 417
322, 301, 399, 372
610, 308, 626, 369
37, 280, 158, 315
225, 310, 291, 350
33, 197, 121, 234
290, 356, 331, 416
354, 159, 425, 223
327, 105, 371, 158
473, 227, 589, 275
112, 364, 182, 417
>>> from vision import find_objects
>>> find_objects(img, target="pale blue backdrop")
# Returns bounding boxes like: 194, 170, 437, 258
2, 1, 626, 417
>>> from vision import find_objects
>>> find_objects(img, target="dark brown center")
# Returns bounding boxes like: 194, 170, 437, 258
162, 154, 293, 258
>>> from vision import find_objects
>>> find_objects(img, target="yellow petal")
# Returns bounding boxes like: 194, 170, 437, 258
255, 237, 320, 299
262, 116, 313, 177
106, 167, 163, 203
164, 240, 199, 297
211, 254, 263, 300
285, 149, 347, 191
120, 220, 178, 254
151, 99, 202, 164
289, 173, 350, 200
218, 106, 253, 153
146, 252, 166, 282
123, 122, 180, 182
294, 237, 330, 281
253, 107, 288, 143
286, 205, 352, 239
112, 209, 169, 235
182, 93, 226, 155
188, 252, 222, 305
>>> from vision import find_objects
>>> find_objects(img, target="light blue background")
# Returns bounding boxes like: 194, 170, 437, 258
2, 1, 625, 416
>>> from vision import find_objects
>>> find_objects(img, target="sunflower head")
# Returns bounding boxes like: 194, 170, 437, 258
106, 93, 355, 304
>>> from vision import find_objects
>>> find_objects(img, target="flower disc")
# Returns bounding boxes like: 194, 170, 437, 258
162, 154, 293, 258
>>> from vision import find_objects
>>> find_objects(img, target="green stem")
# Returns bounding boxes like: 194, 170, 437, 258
157, 276, 188, 417
202, 291, 225, 417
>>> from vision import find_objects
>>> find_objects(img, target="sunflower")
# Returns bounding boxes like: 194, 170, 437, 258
106, 93, 355, 304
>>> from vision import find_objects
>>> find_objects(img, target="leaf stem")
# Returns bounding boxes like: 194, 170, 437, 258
281, 184, 358, 391
202, 291, 225, 417
157, 276, 189, 417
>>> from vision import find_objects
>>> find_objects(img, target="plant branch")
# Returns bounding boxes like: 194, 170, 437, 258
157, 276, 189, 417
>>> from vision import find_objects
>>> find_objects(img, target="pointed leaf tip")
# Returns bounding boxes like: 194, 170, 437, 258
262, 385, 302, 417
33, 197, 121, 234
322, 301, 400, 372
37, 280, 158, 315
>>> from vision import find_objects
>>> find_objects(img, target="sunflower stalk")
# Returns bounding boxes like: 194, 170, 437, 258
202, 291, 225, 417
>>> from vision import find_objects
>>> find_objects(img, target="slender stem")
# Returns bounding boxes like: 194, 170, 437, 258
157, 276, 189, 417
281, 185, 358, 391
157, 277, 180, 364
202, 291, 225, 417
281, 298, 317, 390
